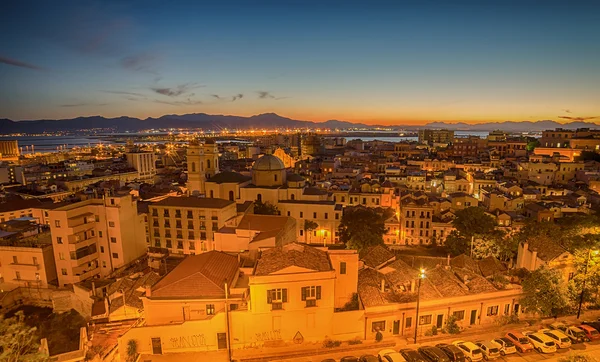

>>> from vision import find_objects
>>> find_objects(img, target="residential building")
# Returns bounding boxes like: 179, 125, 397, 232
126, 151, 157, 182
418, 130, 455, 145
0, 231, 57, 288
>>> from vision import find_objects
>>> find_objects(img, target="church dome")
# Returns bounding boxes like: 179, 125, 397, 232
253, 154, 285, 171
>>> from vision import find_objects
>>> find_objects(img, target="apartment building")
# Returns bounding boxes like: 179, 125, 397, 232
278, 200, 341, 245
149, 197, 237, 255
399, 193, 434, 246
49, 193, 147, 286
418, 129, 455, 144
126, 151, 157, 182
0, 232, 57, 288
213, 214, 296, 252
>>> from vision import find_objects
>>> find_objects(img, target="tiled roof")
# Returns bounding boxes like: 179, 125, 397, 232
151, 252, 239, 299
108, 272, 161, 311
478, 256, 507, 277
287, 173, 305, 182
525, 237, 568, 262
360, 245, 394, 269
450, 254, 481, 274
254, 243, 331, 276
206, 171, 251, 184
237, 214, 293, 232
151, 196, 234, 209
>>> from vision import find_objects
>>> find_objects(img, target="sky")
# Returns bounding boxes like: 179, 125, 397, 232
1, 0, 599, 125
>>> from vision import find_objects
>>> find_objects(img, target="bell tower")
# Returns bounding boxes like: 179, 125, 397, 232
186, 140, 204, 195
203, 139, 219, 179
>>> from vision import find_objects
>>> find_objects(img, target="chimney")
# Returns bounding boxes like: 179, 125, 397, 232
145, 285, 152, 297
91, 281, 96, 296
447, 254, 451, 266
380, 279, 386, 293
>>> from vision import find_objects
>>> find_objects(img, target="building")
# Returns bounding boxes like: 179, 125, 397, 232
516, 240, 574, 281
0, 164, 25, 184
149, 197, 238, 255
48, 193, 147, 286
213, 214, 296, 252
418, 130, 455, 145
0, 140, 19, 160
187, 139, 220, 195
126, 151, 157, 182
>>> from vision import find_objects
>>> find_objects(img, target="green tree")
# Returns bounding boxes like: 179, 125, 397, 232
444, 230, 470, 256
521, 267, 572, 317
304, 220, 318, 244
452, 207, 496, 238
568, 247, 600, 309
0, 311, 45, 361
526, 139, 540, 152
127, 340, 138, 362
253, 200, 279, 215
339, 206, 386, 253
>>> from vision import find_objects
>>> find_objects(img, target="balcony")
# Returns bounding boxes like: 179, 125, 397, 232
73, 266, 100, 282
9, 262, 41, 271
69, 235, 97, 248
70, 251, 99, 267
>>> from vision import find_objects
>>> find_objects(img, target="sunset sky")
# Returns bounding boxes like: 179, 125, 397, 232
1, 0, 599, 125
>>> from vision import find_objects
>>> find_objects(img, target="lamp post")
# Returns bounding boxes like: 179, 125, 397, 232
577, 248, 599, 319
414, 268, 426, 344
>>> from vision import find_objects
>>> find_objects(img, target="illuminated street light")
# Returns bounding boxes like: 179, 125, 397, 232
414, 268, 426, 344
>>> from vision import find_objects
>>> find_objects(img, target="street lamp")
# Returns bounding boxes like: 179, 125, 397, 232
414, 268, 426, 344
577, 248, 599, 319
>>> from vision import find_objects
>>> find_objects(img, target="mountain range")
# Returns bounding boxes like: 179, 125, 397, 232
0, 113, 598, 134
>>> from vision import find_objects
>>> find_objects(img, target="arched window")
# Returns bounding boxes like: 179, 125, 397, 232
207, 159, 211, 169
290, 194, 295, 200
210, 190, 214, 198
257, 194, 262, 202
191, 162, 196, 172
229, 190, 234, 201
201, 161, 204, 171
274, 174, 278, 182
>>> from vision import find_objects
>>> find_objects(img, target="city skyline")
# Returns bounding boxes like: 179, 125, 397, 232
1, 0, 600, 125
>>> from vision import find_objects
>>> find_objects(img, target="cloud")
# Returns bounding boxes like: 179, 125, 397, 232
232, 93, 243, 101
151, 83, 203, 97
562, 109, 572, 114
120, 53, 159, 75
59, 103, 108, 107
211, 94, 222, 100
0, 55, 45, 70
153, 98, 203, 106
101, 90, 146, 97
558, 116, 598, 121
257, 91, 287, 100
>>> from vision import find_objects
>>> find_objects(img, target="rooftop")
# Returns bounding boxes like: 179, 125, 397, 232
254, 243, 332, 276
151, 196, 234, 209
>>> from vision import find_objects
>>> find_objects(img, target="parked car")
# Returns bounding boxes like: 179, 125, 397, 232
491, 338, 516, 356
436, 343, 466, 362
550, 322, 587, 343
361, 355, 380, 362
341, 357, 359, 362
582, 321, 600, 333
418, 346, 451, 362
540, 329, 571, 349
578, 324, 600, 342
400, 349, 427, 362
505, 331, 534, 353
379, 349, 407, 362
523, 331, 557, 354
475, 341, 500, 360
452, 341, 483, 362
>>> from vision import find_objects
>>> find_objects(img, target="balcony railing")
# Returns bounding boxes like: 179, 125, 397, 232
9, 262, 41, 271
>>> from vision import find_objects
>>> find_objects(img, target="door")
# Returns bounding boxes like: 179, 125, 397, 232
514, 304, 520, 315
217, 333, 227, 350
436, 315, 444, 328
151, 338, 162, 354
393, 320, 400, 335
470, 310, 477, 325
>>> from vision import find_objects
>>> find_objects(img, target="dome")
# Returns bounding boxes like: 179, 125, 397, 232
253, 154, 285, 171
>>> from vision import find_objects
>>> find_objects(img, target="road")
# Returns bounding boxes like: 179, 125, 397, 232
274, 340, 600, 362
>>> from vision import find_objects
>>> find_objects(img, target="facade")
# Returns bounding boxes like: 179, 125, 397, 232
187, 140, 220, 195
126, 151, 157, 182
418, 130, 455, 145
0, 164, 25, 184
48, 193, 147, 286
0, 140, 19, 160
0, 232, 57, 288
213, 214, 297, 252
149, 197, 238, 255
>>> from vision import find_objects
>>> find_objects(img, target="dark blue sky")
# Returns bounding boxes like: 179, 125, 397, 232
1, 0, 599, 124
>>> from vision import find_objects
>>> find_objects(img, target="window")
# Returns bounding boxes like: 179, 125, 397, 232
188, 231, 194, 239
206, 304, 215, 315
267, 288, 288, 309
300, 212, 303, 218
419, 315, 432, 325
112, 253, 119, 259
372, 321, 386, 332
95, 215, 100, 222
300, 230, 304, 236
110, 237, 117, 243
59, 252, 65, 260
100, 246, 105, 253
166, 240, 172, 248
56, 236, 63, 244
313, 212, 317, 218
54, 220, 61, 228
108, 221, 115, 227
453, 310, 465, 320
301, 286, 321, 301
177, 241, 184, 249
99, 231, 103, 238
32, 257, 38, 265
324, 213, 328, 219
189, 241, 195, 250
504, 304, 511, 315
12, 256, 18, 264
61, 268, 68, 276
340, 262, 347, 275
15, 271, 21, 280
335, 213, 339, 220
287, 211, 291, 216
405, 317, 412, 328
487, 305, 499, 316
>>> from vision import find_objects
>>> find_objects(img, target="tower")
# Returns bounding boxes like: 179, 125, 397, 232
186, 139, 220, 196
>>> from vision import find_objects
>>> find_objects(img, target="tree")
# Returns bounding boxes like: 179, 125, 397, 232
339, 206, 386, 253
452, 207, 496, 238
304, 220, 318, 244
568, 247, 600, 309
444, 230, 470, 256
0, 311, 45, 361
127, 340, 138, 362
253, 200, 279, 215
521, 267, 572, 317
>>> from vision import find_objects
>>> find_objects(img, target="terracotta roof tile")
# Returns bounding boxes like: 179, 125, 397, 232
254, 243, 331, 275
151, 196, 234, 209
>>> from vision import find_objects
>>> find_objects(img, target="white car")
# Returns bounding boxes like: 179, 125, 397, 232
524, 331, 557, 354
475, 341, 500, 360
452, 341, 483, 361
378, 349, 407, 362
491, 338, 517, 355
540, 328, 572, 349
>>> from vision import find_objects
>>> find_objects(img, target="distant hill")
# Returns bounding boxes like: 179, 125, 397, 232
1, 113, 598, 134
424, 120, 600, 132
0, 113, 375, 134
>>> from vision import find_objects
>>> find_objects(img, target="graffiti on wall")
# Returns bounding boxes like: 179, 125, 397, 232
170, 334, 206, 349
255, 329, 281, 342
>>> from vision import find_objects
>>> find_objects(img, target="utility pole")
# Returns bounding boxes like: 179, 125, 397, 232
414, 269, 426, 344
225, 281, 232, 361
